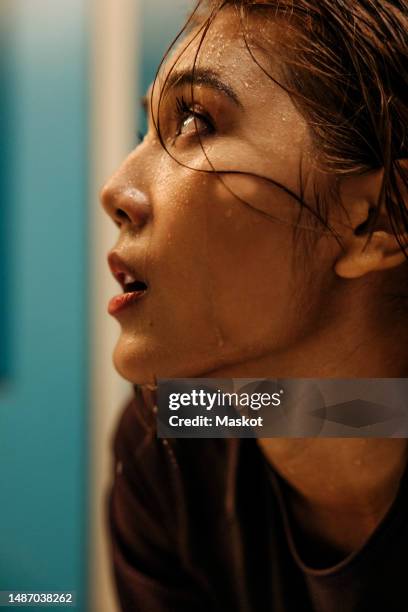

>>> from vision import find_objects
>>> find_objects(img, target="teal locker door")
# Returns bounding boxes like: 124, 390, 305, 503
0, 1, 88, 608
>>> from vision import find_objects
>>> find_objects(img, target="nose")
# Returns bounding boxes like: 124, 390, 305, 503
100, 183, 151, 229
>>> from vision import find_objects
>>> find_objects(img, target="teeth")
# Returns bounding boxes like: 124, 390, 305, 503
123, 273, 136, 285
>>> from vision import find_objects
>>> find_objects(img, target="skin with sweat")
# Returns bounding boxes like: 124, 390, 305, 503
101, 8, 408, 563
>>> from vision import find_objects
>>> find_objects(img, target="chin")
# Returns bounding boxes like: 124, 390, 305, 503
112, 331, 232, 384
112, 334, 158, 385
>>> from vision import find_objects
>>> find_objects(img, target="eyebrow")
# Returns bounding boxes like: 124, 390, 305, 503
160, 68, 243, 108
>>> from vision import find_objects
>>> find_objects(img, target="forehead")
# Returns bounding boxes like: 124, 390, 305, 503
162, 8, 243, 78
150, 6, 284, 102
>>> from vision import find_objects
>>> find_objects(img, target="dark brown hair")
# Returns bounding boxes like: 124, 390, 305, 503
151, 0, 408, 257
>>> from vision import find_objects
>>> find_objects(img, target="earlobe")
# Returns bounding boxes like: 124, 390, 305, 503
335, 231, 407, 279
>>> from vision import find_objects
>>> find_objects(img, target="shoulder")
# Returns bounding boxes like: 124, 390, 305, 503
111, 387, 232, 477
109, 387, 269, 523
107, 392, 272, 610
110, 389, 261, 513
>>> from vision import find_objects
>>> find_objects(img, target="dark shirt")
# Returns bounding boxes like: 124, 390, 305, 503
107, 385, 408, 611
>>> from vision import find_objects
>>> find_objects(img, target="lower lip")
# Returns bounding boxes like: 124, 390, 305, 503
108, 290, 147, 316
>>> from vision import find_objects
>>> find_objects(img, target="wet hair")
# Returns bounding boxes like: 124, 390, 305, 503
151, 0, 408, 259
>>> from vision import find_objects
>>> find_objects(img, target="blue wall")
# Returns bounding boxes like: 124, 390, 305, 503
0, 7, 12, 381
140, 0, 188, 134
0, 1, 189, 608
0, 1, 88, 608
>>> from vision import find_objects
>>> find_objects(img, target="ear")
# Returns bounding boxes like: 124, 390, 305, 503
334, 165, 408, 279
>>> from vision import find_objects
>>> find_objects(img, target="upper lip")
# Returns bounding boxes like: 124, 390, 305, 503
107, 251, 147, 291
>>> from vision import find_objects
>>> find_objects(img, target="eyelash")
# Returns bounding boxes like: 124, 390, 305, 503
136, 96, 215, 145
174, 95, 215, 139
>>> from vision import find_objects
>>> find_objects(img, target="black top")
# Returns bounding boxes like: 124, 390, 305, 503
107, 385, 408, 611
266, 461, 408, 612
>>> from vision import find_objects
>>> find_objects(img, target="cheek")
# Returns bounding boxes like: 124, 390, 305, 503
187, 175, 308, 350
136, 173, 228, 351
206, 205, 299, 347
155, 170, 313, 353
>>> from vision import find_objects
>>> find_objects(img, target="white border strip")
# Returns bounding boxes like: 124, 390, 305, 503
88, 1, 140, 610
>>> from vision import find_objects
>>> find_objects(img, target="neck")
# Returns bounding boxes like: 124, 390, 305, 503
261, 438, 408, 560
202, 297, 408, 560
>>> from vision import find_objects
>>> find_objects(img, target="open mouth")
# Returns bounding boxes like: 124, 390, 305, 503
108, 274, 149, 316
107, 252, 149, 315
117, 273, 148, 294
123, 278, 148, 294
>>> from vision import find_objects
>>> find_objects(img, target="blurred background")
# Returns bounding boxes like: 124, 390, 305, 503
0, 0, 189, 609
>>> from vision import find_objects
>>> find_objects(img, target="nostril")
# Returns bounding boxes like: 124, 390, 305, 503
102, 185, 151, 227
115, 208, 131, 224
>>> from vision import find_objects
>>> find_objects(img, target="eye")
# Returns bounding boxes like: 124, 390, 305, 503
174, 95, 214, 140
179, 113, 209, 136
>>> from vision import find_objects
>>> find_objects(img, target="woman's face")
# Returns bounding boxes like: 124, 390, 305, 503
101, 8, 340, 384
